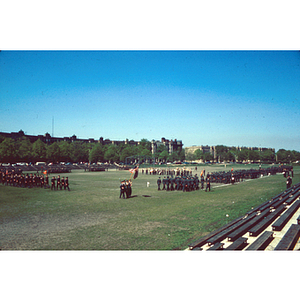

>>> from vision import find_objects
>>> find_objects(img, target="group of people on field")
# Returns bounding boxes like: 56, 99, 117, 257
50, 175, 70, 191
0, 169, 69, 190
142, 167, 193, 177
119, 179, 132, 198
156, 173, 212, 192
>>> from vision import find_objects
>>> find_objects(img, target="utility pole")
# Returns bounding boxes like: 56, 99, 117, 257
52, 116, 54, 137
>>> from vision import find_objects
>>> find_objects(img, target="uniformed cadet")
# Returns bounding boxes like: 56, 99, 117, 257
201, 175, 205, 189
125, 180, 130, 198
51, 176, 56, 190
175, 176, 179, 191
45, 175, 49, 188
195, 175, 200, 190
32, 174, 37, 187
162, 177, 166, 190
166, 176, 170, 191
120, 180, 126, 198
182, 177, 187, 192
61, 177, 65, 190
128, 180, 132, 197
157, 177, 161, 190
56, 175, 61, 190
170, 176, 174, 191
65, 177, 70, 191
28, 174, 33, 188
231, 174, 235, 184
40, 175, 44, 188
205, 176, 211, 192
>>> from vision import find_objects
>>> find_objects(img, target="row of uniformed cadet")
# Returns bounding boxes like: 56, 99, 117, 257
1, 169, 69, 190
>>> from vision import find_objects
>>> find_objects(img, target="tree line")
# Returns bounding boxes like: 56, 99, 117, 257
185, 145, 300, 163
1, 135, 299, 165
0, 136, 185, 164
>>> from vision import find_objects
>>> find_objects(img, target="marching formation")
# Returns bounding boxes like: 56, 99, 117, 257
0, 169, 70, 190
156, 174, 212, 192
142, 167, 193, 177
50, 175, 70, 191
124, 164, 295, 196
157, 175, 197, 192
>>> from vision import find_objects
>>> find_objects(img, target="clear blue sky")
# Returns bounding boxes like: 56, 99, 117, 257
1, 50, 300, 151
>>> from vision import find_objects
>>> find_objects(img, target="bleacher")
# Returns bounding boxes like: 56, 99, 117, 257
188, 181, 300, 251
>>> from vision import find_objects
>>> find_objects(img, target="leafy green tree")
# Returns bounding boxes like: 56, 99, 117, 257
215, 145, 228, 162
286, 150, 295, 163
248, 150, 260, 162
104, 144, 119, 163
47, 142, 61, 163
0, 138, 17, 163
178, 148, 185, 161
89, 143, 105, 163
70, 141, 89, 162
292, 150, 300, 162
170, 151, 179, 162
260, 150, 275, 162
159, 150, 169, 162
194, 149, 204, 160
185, 151, 195, 161
225, 151, 235, 162
139, 139, 151, 152
203, 152, 213, 162
58, 141, 72, 162
32, 139, 47, 162
120, 145, 135, 162
140, 148, 152, 157
237, 149, 249, 162
156, 144, 168, 154
16, 137, 33, 162
276, 149, 289, 163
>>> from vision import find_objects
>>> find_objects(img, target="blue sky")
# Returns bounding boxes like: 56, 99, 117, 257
1, 50, 300, 151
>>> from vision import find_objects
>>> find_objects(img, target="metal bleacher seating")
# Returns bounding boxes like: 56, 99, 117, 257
188, 182, 300, 251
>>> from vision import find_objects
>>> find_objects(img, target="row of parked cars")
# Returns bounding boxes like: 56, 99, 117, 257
0, 162, 71, 167
0, 162, 111, 167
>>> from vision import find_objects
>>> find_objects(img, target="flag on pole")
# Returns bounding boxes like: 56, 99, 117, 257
129, 165, 139, 179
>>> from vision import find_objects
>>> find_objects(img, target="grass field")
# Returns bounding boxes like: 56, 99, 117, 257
1, 164, 299, 250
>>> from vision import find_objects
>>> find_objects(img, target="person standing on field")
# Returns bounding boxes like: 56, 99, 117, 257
56, 175, 61, 190
286, 175, 292, 189
65, 177, 70, 191
157, 177, 161, 190
119, 180, 126, 198
61, 177, 65, 190
51, 176, 56, 190
205, 176, 211, 192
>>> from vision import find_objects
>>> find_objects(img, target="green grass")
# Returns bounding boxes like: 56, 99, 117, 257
1, 165, 299, 250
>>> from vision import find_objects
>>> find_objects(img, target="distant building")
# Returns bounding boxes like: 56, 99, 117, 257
185, 145, 217, 159
151, 138, 183, 155
0, 130, 182, 155
0, 130, 95, 145
185, 145, 275, 161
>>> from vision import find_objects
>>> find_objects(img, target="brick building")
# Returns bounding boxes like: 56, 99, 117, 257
0, 131, 182, 155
